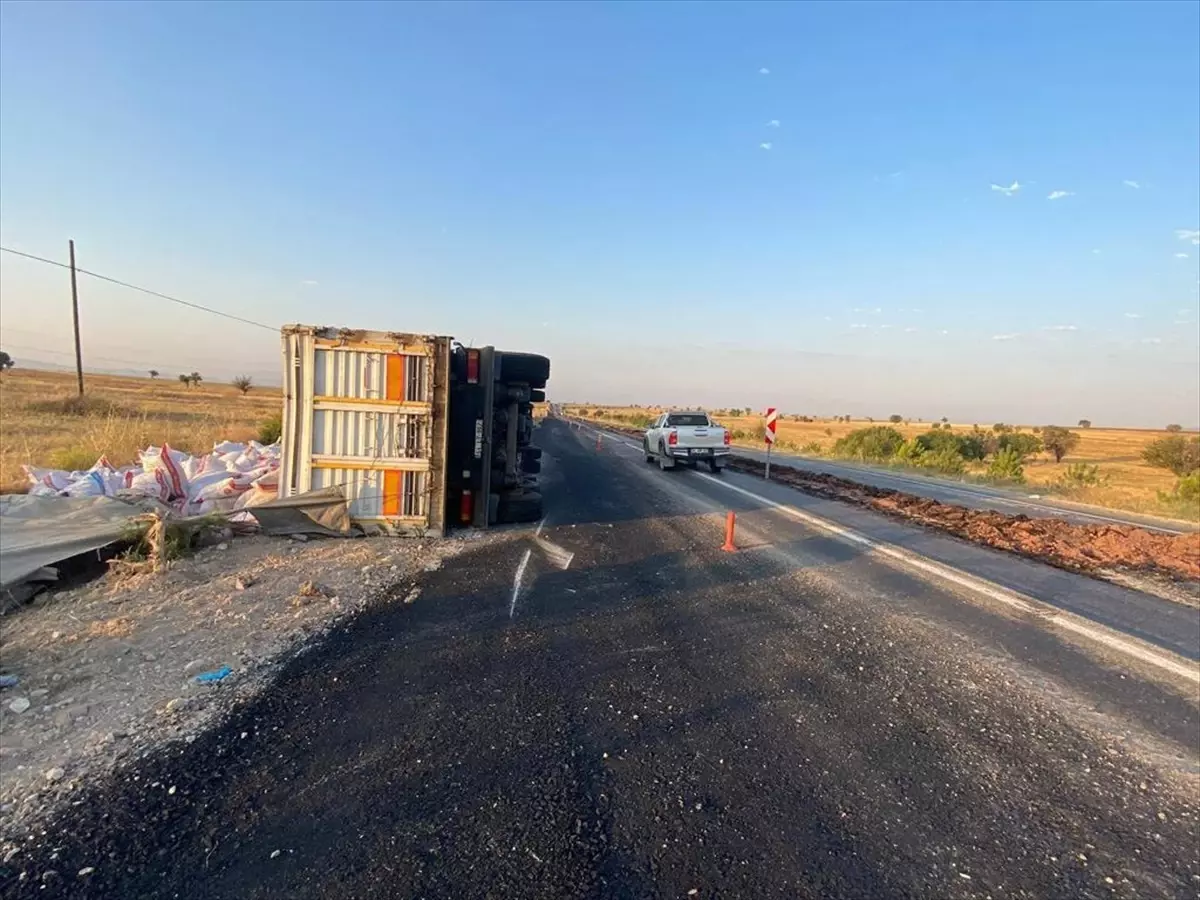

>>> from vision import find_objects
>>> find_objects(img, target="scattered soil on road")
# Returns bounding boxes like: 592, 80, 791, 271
0, 533, 466, 838
729, 456, 1200, 589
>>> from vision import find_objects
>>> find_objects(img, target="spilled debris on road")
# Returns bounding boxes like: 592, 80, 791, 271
727, 456, 1200, 587
572, 419, 1199, 592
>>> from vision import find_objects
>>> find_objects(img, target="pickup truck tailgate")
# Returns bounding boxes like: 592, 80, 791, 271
673, 426, 723, 448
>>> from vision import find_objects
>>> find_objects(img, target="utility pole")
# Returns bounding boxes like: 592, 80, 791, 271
69, 239, 83, 396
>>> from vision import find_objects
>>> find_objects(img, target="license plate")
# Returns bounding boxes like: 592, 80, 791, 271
691, 448, 712, 457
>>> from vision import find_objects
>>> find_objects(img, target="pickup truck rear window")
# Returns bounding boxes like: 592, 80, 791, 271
666, 414, 710, 426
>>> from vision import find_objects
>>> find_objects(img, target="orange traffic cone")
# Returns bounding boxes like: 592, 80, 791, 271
721, 511, 737, 552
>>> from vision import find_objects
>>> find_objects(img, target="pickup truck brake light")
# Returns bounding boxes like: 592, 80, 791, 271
667, 430, 678, 446
723, 431, 731, 445
466, 349, 480, 384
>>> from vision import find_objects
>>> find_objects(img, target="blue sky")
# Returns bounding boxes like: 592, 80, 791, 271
1, 0, 1197, 425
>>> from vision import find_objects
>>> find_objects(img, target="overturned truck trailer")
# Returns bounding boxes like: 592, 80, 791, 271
278, 325, 549, 535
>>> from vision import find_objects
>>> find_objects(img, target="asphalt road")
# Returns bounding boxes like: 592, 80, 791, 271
732, 444, 1195, 534
4, 418, 1198, 899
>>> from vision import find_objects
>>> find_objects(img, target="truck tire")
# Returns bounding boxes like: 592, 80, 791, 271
498, 353, 550, 387
497, 491, 543, 524
708, 459, 723, 474
529, 388, 546, 403
644, 439, 654, 463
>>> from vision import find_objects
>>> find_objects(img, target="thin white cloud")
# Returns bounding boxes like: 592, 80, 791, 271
880, 324, 894, 329
903, 326, 918, 333
759, 67, 770, 75
1141, 337, 1162, 344
850, 323, 870, 329
300, 279, 319, 286
1122, 180, 1140, 189
1175, 253, 1191, 259
1044, 324, 1078, 331
759, 142, 772, 151
870, 307, 883, 315
1046, 190, 1073, 200
1176, 228, 1200, 245
990, 181, 1021, 196
767, 119, 780, 127
911, 307, 924, 313
1091, 248, 1101, 255
822, 315, 832, 321
992, 333, 1020, 341
1124, 312, 1142, 319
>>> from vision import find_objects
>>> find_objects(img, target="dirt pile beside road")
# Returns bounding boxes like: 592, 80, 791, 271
729, 456, 1200, 585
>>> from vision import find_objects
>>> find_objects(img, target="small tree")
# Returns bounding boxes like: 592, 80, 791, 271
987, 447, 1026, 483
1166, 424, 1183, 433
992, 423, 1012, 434
940, 417, 948, 423
148, 369, 159, 379
1142, 435, 1200, 476
1041, 426, 1080, 463
0, 350, 13, 372
179, 374, 192, 388
232, 375, 253, 395
997, 432, 1043, 458
888, 414, 903, 424
190, 371, 203, 386
1078, 419, 1092, 428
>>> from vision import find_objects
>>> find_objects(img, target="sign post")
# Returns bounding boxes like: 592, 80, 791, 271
764, 407, 778, 480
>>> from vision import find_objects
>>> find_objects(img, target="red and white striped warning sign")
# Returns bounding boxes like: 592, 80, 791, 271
764, 407, 778, 444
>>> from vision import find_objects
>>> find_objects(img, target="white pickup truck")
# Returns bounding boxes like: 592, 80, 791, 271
643, 411, 731, 473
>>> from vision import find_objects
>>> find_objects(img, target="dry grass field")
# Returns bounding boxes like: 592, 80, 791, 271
567, 405, 1199, 522
0, 369, 280, 493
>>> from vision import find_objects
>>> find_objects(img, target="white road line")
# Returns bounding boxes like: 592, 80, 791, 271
510, 548, 532, 619
692, 472, 1199, 685
535, 516, 547, 537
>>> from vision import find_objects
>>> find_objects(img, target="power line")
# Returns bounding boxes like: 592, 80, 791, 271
0, 245, 276, 332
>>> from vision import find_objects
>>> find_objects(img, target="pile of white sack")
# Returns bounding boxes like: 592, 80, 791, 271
22, 441, 282, 515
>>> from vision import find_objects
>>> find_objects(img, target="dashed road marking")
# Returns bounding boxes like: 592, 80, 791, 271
510, 548, 532, 619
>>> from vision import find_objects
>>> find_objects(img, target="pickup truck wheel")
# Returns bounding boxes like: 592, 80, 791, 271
708, 460, 723, 475
643, 440, 654, 463
657, 442, 673, 471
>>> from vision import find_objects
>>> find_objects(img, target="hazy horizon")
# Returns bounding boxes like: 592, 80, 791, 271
1, 2, 1197, 429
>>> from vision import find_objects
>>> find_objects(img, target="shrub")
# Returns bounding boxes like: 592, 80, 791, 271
888, 414, 903, 424
923, 448, 966, 475
1078, 419, 1092, 428
833, 426, 905, 461
730, 429, 747, 440
1142, 435, 1200, 476
1041, 426, 1080, 462
987, 447, 1026, 483
800, 441, 824, 455
48, 446, 99, 472
1177, 471, 1200, 503
918, 428, 986, 461
894, 439, 925, 464
824, 427, 833, 437
232, 375, 253, 395
258, 413, 283, 444
1166, 424, 1183, 433
992, 423, 1012, 434
750, 421, 767, 442
1058, 463, 1102, 489
997, 433, 1043, 458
